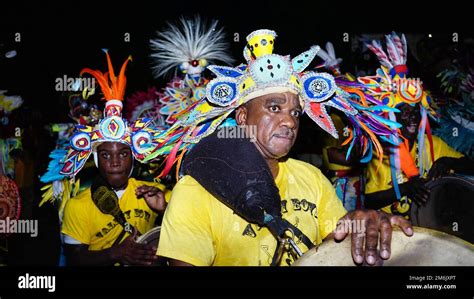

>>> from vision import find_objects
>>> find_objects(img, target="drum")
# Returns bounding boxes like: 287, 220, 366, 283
293, 226, 474, 266
411, 175, 474, 243
135, 226, 167, 266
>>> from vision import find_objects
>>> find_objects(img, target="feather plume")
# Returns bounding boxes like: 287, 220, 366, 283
80, 50, 131, 101
149, 15, 234, 78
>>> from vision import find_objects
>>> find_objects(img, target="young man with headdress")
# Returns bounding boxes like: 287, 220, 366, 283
358, 32, 474, 218
59, 51, 170, 266
152, 29, 413, 266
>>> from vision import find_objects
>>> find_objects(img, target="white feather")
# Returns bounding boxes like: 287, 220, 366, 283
316, 47, 330, 61
385, 35, 401, 65
316, 42, 342, 69
326, 42, 336, 59
401, 34, 408, 64
149, 15, 234, 78
368, 40, 392, 69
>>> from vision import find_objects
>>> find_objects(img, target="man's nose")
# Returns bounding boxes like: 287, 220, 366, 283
110, 155, 121, 167
280, 112, 297, 129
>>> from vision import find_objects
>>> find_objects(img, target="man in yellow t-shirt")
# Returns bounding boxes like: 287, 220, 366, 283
365, 104, 472, 218
157, 29, 413, 266
62, 142, 169, 266
158, 90, 413, 266
159, 157, 346, 266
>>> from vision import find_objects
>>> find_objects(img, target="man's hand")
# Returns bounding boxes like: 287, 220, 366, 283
400, 176, 430, 206
334, 210, 413, 266
427, 157, 456, 181
110, 232, 158, 266
135, 185, 167, 214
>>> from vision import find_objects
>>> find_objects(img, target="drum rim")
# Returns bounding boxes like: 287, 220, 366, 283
136, 226, 161, 244
424, 174, 474, 189
293, 226, 473, 266
408, 226, 474, 247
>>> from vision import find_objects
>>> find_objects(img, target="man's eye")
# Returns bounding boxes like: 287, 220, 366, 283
291, 110, 301, 118
269, 105, 280, 112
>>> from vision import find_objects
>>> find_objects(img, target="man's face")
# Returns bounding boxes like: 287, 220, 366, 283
398, 104, 421, 141
236, 92, 301, 160
97, 142, 133, 190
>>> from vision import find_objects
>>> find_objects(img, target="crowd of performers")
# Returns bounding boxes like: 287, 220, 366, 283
1, 16, 473, 266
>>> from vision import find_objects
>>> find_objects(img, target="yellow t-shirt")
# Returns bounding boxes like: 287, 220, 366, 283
157, 158, 347, 266
61, 178, 170, 251
365, 135, 464, 215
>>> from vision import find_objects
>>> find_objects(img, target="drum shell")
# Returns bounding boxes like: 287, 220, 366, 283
411, 175, 474, 243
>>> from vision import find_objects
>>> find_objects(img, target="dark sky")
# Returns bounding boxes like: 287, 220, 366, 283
0, 0, 471, 123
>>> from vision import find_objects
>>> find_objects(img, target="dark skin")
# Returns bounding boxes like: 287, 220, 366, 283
365, 104, 474, 209
64, 142, 167, 266
169, 92, 413, 266
366, 104, 429, 208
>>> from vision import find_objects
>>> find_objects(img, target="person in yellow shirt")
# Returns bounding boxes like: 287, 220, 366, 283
365, 104, 472, 217
59, 51, 169, 266
62, 142, 169, 266
156, 29, 413, 266
357, 33, 474, 218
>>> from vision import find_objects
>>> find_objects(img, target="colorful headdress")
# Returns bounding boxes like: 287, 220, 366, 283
145, 30, 402, 177
185, 29, 362, 140
59, 51, 164, 177
150, 16, 234, 125
358, 32, 437, 118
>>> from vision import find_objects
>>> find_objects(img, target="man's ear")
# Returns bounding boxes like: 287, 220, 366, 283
235, 106, 248, 126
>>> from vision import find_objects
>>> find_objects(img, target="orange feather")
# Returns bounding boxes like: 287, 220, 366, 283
80, 51, 130, 101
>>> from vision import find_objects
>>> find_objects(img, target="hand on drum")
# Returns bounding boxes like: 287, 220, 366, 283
111, 230, 158, 266
427, 157, 456, 181
400, 176, 430, 206
334, 210, 413, 266
135, 185, 167, 214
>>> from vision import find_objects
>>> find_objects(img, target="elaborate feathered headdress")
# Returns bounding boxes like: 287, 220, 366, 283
149, 16, 234, 78
149, 16, 234, 126
144, 29, 402, 177
358, 32, 437, 118
60, 51, 164, 177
